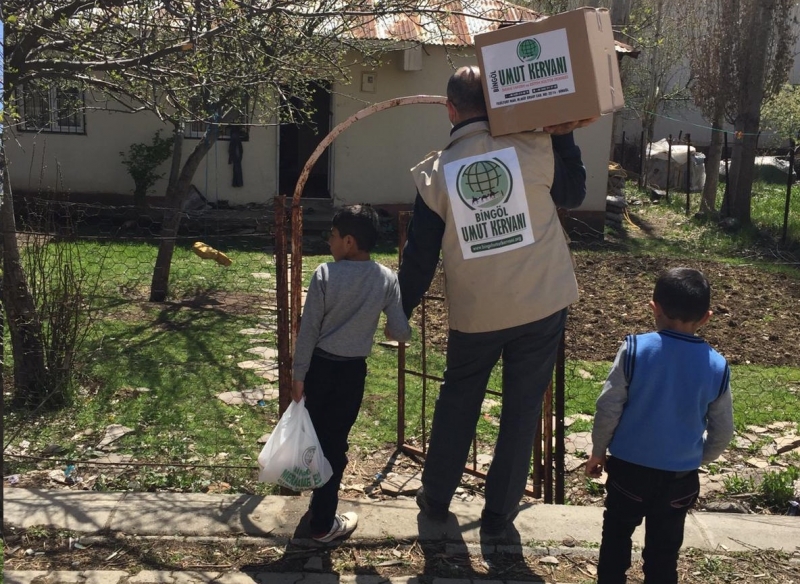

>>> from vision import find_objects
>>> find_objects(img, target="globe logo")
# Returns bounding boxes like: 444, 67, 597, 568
517, 38, 541, 62
457, 158, 513, 209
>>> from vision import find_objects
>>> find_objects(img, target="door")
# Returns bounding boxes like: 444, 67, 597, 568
279, 83, 331, 198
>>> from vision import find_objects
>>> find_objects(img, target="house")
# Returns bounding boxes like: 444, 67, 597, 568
7, 1, 618, 237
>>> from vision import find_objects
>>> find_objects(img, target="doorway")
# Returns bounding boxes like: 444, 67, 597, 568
279, 83, 332, 198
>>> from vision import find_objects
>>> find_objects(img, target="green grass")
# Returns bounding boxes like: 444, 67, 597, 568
622, 180, 800, 261
4, 211, 800, 494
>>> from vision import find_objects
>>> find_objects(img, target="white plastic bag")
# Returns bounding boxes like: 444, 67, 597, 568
257, 398, 333, 491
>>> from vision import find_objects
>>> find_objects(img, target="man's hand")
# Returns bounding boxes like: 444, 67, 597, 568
585, 454, 606, 478
544, 116, 600, 135
291, 380, 305, 403
384, 324, 395, 341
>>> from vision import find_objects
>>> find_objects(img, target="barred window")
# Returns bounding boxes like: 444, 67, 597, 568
20, 85, 85, 134
185, 96, 249, 141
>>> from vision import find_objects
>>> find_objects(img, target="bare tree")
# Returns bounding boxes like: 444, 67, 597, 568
722, 0, 795, 224
2, 0, 518, 404
686, 0, 735, 215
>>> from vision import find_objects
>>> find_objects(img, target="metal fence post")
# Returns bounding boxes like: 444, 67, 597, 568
666, 134, 672, 203
686, 133, 692, 215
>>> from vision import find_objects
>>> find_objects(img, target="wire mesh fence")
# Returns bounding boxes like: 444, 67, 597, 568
3, 195, 283, 494
3, 197, 799, 513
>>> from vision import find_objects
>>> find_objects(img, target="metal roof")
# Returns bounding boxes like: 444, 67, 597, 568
329, 0, 543, 46
332, 1, 637, 53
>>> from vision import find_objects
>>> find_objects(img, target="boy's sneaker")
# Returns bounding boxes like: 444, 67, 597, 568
416, 487, 450, 522
311, 512, 358, 543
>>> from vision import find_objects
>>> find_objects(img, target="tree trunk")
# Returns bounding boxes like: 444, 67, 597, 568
0, 139, 48, 409
700, 108, 724, 215
149, 128, 217, 302
726, 0, 775, 224
610, 0, 634, 41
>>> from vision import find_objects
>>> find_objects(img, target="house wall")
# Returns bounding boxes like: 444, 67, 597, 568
7, 93, 278, 205
8, 45, 611, 222
333, 46, 609, 216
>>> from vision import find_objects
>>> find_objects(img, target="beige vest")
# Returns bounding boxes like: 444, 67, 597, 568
412, 121, 579, 333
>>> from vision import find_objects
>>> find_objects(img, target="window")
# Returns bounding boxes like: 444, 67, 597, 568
185, 96, 250, 141
19, 84, 85, 134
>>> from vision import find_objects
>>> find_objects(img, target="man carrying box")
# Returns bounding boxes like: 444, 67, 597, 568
398, 65, 596, 540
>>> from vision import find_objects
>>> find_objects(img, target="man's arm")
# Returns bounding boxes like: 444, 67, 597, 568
550, 132, 587, 209
397, 193, 444, 318
384, 274, 413, 342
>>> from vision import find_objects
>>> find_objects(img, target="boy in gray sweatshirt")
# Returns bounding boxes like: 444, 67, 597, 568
292, 204, 411, 543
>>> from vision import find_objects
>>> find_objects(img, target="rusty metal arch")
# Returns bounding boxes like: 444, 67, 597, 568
275, 95, 447, 415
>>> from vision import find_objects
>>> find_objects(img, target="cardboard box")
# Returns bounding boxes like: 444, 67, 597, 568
475, 7, 624, 136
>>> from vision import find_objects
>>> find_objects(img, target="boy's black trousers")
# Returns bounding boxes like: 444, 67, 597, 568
303, 353, 367, 535
598, 456, 700, 584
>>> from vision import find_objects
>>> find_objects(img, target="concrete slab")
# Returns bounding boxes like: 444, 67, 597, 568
4, 489, 799, 555
4, 489, 124, 532
4, 571, 48, 584
689, 511, 800, 551
107, 493, 287, 536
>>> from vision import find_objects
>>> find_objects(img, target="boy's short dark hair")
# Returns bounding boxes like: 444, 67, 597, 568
331, 204, 380, 251
653, 267, 711, 322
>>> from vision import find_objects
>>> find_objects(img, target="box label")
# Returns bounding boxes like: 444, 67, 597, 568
481, 28, 575, 110
443, 147, 534, 259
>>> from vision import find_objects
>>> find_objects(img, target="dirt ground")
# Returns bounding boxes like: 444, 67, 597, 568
404, 253, 800, 368
5, 526, 800, 583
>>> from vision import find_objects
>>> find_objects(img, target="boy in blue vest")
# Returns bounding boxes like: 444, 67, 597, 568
586, 267, 734, 584
292, 204, 412, 543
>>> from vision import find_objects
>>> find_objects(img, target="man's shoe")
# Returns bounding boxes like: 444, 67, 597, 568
311, 512, 358, 543
416, 487, 449, 522
480, 507, 520, 537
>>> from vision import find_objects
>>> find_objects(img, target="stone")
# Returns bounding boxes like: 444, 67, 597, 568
746, 425, 769, 434
4, 571, 48, 584
128, 572, 176, 584
92, 454, 133, 465
380, 472, 423, 496
237, 360, 278, 371
476, 454, 493, 466
82, 571, 129, 584
703, 501, 749, 513
564, 454, 586, 473
776, 435, 800, 454
97, 425, 134, 449
256, 372, 280, 383
539, 556, 560, 565
257, 433, 271, 444
216, 388, 279, 406
767, 421, 796, 431
251, 272, 271, 279
565, 432, 593, 455
171, 572, 220, 584
238, 328, 270, 336
247, 347, 279, 360
746, 458, 769, 469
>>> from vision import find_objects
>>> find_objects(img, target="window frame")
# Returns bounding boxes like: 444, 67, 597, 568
19, 84, 86, 135
184, 96, 250, 142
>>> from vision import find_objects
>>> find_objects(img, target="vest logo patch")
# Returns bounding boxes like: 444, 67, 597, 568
444, 147, 535, 260
456, 158, 513, 210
